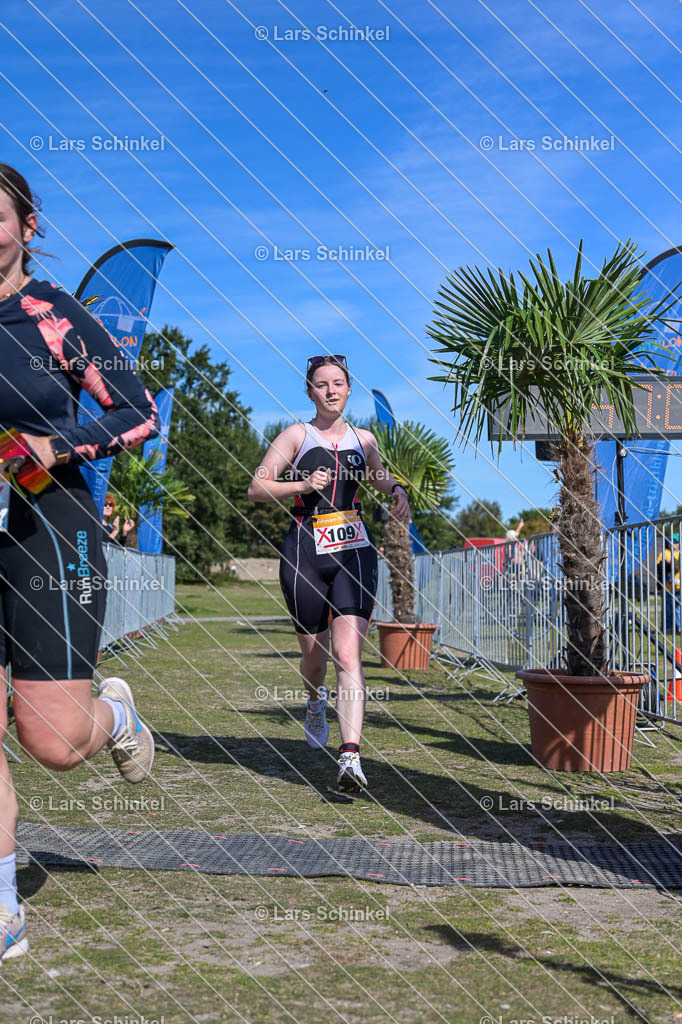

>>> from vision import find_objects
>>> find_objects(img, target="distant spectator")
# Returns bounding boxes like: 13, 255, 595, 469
657, 532, 681, 633
505, 517, 526, 571
102, 493, 135, 547
505, 516, 525, 542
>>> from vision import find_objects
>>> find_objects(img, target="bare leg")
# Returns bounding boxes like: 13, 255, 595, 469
331, 615, 369, 746
12, 679, 114, 772
296, 629, 329, 702
0, 670, 18, 859
0, 678, 115, 922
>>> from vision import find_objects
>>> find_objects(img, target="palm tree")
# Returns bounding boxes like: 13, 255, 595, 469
362, 420, 455, 622
108, 449, 195, 548
426, 240, 674, 676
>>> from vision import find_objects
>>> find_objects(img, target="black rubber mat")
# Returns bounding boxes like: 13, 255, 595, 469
14, 824, 682, 889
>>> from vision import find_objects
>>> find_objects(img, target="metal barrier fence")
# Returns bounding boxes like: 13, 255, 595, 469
376, 517, 682, 725
607, 515, 682, 724
100, 543, 176, 652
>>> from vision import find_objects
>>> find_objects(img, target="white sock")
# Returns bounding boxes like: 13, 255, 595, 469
100, 696, 127, 738
308, 697, 323, 711
0, 852, 18, 916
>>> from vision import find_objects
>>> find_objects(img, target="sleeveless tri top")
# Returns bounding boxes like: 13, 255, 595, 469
290, 421, 367, 513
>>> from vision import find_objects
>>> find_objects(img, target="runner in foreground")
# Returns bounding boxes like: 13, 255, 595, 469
248, 355, 411, 793
0, 164, 159, 963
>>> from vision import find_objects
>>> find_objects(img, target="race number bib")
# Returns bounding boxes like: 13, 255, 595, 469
0, 476, 11, 533
312, 509, 370, 555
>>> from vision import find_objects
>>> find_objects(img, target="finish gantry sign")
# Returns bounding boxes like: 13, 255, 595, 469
488, 375, 682, 442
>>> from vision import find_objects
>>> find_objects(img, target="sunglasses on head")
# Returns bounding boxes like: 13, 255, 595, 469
306, 354, 348, 372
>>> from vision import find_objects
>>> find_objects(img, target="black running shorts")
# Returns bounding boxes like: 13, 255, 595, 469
0, 467, 107, 680
279, 515, 378, 634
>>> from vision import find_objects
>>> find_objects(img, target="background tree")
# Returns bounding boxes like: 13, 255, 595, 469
659, 503, 682, 519
453, 499, 503, 539
137, 327, 286, 579
411, 493, 460, 551
346, 415, 459, 552
245, 419, 296, 558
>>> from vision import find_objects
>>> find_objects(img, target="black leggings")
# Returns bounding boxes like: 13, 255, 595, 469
0, 467, 107, 680
279, 516, 378, 635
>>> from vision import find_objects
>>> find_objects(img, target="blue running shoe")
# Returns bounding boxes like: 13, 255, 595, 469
98, 677, 154, 784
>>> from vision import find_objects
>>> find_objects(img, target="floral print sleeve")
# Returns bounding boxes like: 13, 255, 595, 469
20, 286, 159, 461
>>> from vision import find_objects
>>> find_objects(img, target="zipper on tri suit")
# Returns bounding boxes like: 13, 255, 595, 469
330, 443, 339, 507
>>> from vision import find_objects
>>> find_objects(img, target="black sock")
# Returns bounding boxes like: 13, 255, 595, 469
339, 742, 360, 755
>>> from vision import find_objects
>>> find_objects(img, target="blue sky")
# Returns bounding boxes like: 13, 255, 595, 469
3, 0, 682, 524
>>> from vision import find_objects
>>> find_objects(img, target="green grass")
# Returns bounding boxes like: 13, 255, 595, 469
5, 582, 682, 1023
176, 579, 284, 618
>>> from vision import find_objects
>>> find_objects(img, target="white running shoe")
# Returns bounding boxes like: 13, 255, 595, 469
336, 751, 367, 793
304, 686, 329, 749
0, 903, 27, 964
98, 677, 154, 784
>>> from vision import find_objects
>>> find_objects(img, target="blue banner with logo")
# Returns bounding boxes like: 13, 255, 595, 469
596, 248, 682, 529
137, 388, 174, 554
74, 239, 173, 520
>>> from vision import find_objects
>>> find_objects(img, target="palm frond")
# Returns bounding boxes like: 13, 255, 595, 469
371, 421, 455, 514
427, 239, 678, 453
108, 450, 195, 522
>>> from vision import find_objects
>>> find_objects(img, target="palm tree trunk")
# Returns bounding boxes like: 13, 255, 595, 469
385, 515, 415, 623
555, 435, 606, 676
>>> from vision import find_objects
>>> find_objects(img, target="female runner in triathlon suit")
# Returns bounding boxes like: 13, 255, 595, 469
248, 355, 411, 792
0, 165, 159, 962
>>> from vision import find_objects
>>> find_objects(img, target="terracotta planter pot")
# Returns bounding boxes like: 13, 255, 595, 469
516, 668, 646, 773
376, 622, 438, 671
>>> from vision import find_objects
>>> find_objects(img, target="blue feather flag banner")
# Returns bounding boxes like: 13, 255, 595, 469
137, 388, 175, 554
596, 248, 682, 529
371, 389, 395, 430
74, 239, 173, 519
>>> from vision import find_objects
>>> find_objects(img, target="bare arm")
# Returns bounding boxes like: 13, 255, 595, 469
247, 425, 332, 504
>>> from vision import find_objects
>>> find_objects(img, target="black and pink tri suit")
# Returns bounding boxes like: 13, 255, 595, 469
0, 278, 158, 679
279, 420, 378, 634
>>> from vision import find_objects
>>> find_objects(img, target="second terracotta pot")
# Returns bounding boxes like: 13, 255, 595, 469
376, 622, 438, 671
517, 668, 646, 772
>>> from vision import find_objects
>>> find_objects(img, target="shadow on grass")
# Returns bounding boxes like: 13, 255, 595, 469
17, 859, 97, 901
153, 730, 673, 845
425, 926, 681, 1019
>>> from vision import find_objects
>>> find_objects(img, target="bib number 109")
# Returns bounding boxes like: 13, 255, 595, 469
313, 512, 370, 555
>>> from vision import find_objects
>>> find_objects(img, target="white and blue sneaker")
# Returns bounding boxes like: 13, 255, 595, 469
98, 677, 154, 784
304, 686, 329, 749
0, 903, 27, 964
